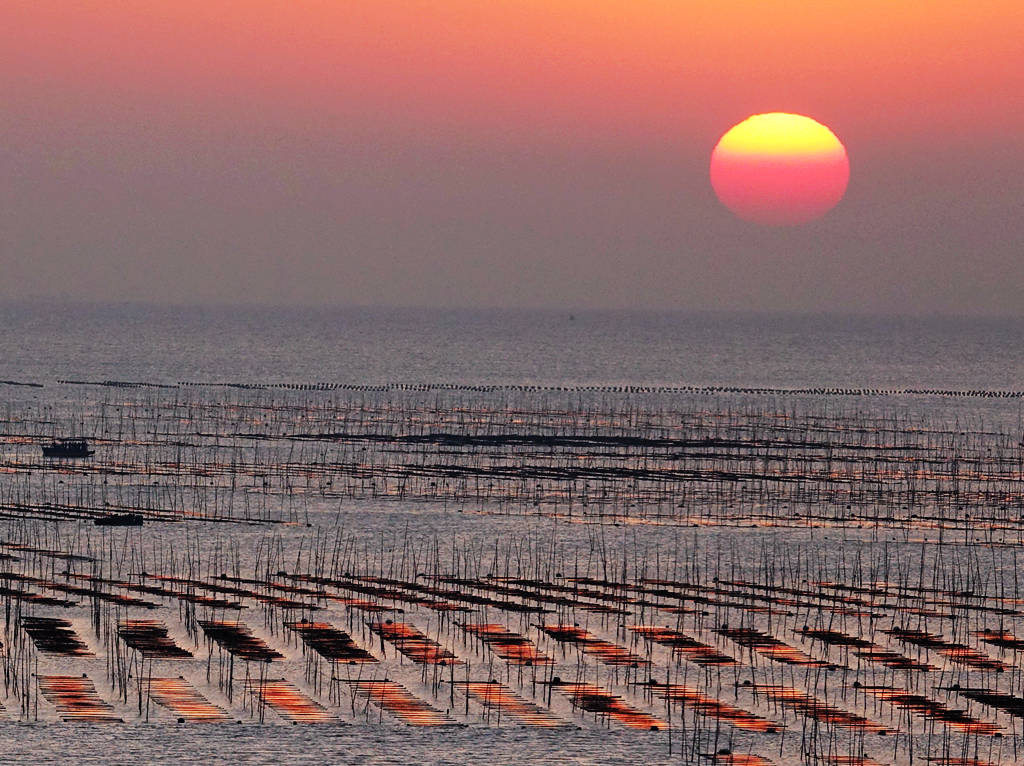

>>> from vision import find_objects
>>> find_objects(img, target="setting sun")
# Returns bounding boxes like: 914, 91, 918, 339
710, 113, 850, 226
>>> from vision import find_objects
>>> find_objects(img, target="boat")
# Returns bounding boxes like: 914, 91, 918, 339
41, 439, 94, 458
94, 513, 144, 527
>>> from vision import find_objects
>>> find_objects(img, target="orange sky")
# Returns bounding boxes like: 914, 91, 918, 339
5, 1, 1022, 145
2, 1, 1023, 313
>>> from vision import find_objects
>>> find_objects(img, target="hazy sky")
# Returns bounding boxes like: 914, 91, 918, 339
2, 1, 1022, 314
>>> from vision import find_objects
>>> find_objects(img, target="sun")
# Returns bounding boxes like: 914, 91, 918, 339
710, 113, 850, 226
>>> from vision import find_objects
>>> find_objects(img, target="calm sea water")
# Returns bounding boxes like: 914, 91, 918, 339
1, 301, 1022, 765
1, 300, 1022, 390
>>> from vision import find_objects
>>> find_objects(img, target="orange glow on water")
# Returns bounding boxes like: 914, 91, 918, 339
149, 678, 230, 722
456, 681, 564, 727
861, 686, 1002, 734
460, 622, 553, 665
555, 682, 665, 730
347, 680, 454, 726
651, 684, 781, 732
37, 675, 123, 723
367, 620, 463, 664
541, 624, 651, 666
245, 679, 336, 723
749, 684, 889, 733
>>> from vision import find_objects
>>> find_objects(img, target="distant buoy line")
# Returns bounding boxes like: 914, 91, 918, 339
44, 379, 1024, 399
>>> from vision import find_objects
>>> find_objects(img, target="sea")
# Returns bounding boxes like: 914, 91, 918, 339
2, 301, 1022, 391
0, 300, 1022, 765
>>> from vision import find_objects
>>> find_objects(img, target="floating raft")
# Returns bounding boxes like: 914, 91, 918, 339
554, 682, 665, 730
799, 627, 935, 671
148, 677, 230, 722
367, 621, 461, 665
0, 543, 93, 562
854, 649, 936, 672
330, 597, 393, 613
630, 625, 737, 667
944, 688, 1024, 720
976, 629, 1024, 652
717, 627, 829, 667
211, 574, 324, 611
245, 679, 336, 723
38, 675, 123, 722
131, 574, 245, 609
454, 681, 565, 727
119, 620, 192, 659
799, 628, 873, 649
861, 686, 1001, 734
199, 620, 284, 662
0, 580, 78, 607
748, 684, 889, 733
73, 572, 245, 610
884, 628, 1005, 671
294, 573, 473, 614
540, 624, 650, 667
22, 573, 162, 609
346, 679, 454, 726
650, 683, 780, 732
459, 622, 552, 665
285, 620, 377, 663
21, 616, 92, 656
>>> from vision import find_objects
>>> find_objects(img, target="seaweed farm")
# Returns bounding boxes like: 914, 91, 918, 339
1, 379, 1024, 766
2, 382, 1023, 529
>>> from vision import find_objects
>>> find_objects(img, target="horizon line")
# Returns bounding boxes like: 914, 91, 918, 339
1, 295, 1022, 323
